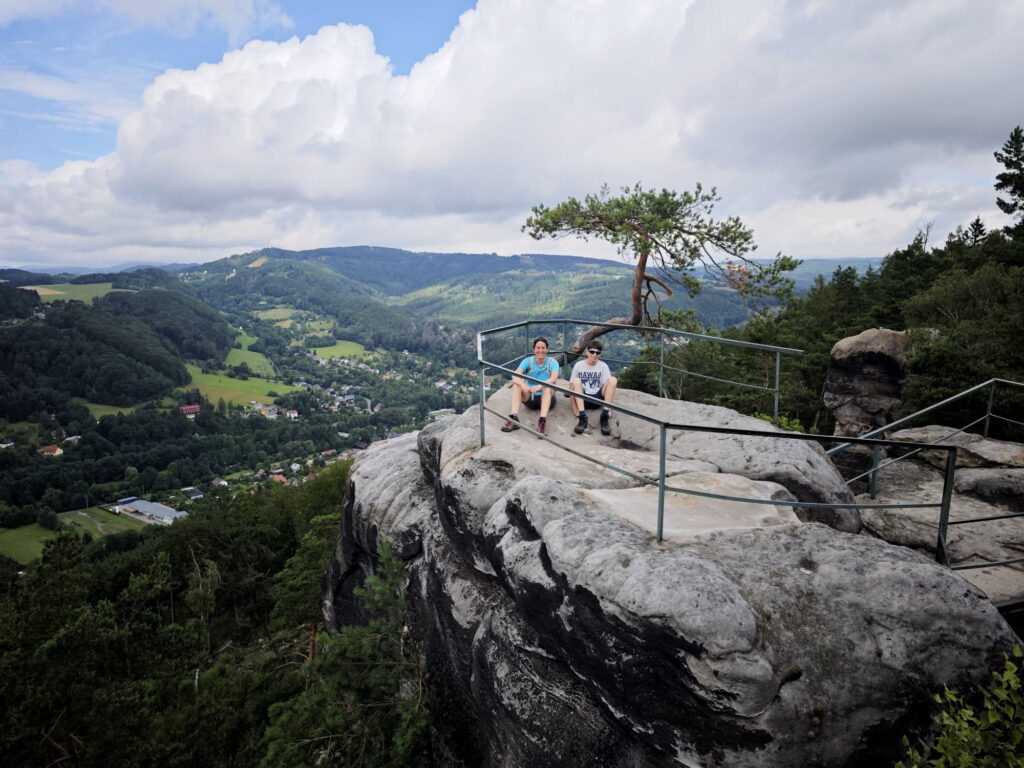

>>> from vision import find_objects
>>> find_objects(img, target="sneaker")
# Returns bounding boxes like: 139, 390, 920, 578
600, 411, 611, 436
501, 414, 520, 432
537, 416, 547, 437
574, 413, 588, 434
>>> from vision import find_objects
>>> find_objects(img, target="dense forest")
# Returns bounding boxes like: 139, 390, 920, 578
0, 289, 234, 419
0, 462, 428, 767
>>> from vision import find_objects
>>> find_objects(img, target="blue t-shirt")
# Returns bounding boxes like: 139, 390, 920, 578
517, 356, 559, 395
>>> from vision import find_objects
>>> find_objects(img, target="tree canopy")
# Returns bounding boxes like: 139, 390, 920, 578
995, 125, 1024, 237
523, 183, 795, 351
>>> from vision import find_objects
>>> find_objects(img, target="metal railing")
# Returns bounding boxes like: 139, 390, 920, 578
475, 320, 959, 546
828, 378, 1024, 570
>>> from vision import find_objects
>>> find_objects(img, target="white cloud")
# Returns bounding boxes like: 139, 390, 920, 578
2, 0, 1023, 270
0, 0, 293, 44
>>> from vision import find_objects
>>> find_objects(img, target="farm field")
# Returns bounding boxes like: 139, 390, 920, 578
183, 364, 300, 406
226, 330, 274, 376
60, 507, 148, 538
311, 340, 368, 358
254, 307, 295, 320
0, 523, 57, 564
21, 282, 129, 304
81, 401, 138, 418
226, 347, 275, 375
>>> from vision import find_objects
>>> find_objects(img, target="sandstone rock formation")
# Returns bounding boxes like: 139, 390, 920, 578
822, 329, 908, 493
324, 388, 1015, 767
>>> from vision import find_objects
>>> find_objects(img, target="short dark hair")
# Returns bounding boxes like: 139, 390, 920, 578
588, 340, 603, 351
532, 336, 549, 348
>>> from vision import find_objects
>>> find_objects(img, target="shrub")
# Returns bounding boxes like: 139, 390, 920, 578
896, 646, 1024, 768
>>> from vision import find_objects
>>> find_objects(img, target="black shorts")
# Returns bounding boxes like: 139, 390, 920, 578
580, 391, 606, 410
523, 391, 556, 410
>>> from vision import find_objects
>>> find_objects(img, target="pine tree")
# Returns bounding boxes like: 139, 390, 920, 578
994, 125, 1024, 236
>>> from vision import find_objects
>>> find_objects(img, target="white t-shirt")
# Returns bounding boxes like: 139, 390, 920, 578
570, 359, 611, 395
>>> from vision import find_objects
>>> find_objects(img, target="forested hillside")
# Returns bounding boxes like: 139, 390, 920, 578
0, 462, 431, 767
0, 289, 234, 419
184, 255, 424, 351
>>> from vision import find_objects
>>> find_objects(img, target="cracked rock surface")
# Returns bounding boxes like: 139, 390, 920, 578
323, 391, 1015, 768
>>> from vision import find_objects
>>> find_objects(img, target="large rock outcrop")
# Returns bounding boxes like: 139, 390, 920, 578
823, 329, 908, 491
323, 388, 1015, 767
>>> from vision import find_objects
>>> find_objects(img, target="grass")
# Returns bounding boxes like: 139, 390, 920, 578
183, 363, 300, 406
311, 340, 368, 358
80, 401, 138, 418
274, 319, 293, 328
1, 507, 152, 564
235, 329, 259, 349
254, 307, 296, 320
226, 331, 275, 376
0, 524, 58, 564
59, 507, 148, 538
226, 347, 275, 376
21, 282, 129, 304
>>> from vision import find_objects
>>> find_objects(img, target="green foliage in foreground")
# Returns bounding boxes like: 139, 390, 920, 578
896, 647, 1024, 768
262, 541, 430, 768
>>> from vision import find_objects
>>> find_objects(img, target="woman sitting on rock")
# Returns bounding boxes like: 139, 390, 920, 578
502, 336, 559, 436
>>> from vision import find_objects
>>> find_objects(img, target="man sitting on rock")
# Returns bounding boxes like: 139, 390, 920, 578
570, 339, 617, 436
502, 336, 559, 436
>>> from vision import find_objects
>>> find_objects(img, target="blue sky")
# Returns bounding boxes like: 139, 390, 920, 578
0, 1, 476, 171
1, 0, 1023, 270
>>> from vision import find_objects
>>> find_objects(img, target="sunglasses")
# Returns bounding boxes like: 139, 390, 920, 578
586, 348, 602, 355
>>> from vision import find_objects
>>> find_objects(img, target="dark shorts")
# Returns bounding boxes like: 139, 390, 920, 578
524, 391, 556, 410
580, 391, 606, 410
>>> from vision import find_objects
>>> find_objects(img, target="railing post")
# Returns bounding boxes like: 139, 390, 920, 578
869, 444, 880, 499
477, 334, 486, 446
984, 380, 996, 437
657, 425, 667, 542
936, 447, 957, 565
659, 331, 666, 398
773, 351, 782, 422
561, 321, 568, 368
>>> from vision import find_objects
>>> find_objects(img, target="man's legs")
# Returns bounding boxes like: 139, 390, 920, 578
569, 379, 584, 416
599, 377, 618, 436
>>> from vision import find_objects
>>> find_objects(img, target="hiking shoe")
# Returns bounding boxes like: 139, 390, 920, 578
574, 413, 588, 434
501, 414, 520, 432
600, 411, 611, 436
538, 417, 547, 437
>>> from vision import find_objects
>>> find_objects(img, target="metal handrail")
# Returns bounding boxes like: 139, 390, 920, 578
478, 318, 802, 420
827, 377, 1024, 570
475, 321, 959, 547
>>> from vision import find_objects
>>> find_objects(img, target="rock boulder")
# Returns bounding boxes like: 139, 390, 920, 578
324, 390, 1015, 767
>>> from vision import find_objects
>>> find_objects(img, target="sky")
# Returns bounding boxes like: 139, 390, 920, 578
0, 0, 1022, 271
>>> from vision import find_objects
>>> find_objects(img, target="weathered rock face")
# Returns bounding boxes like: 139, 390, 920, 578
823, 329, 908, 490
323, 389, 1015, 768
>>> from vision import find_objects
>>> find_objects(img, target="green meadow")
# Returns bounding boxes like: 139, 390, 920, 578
60, 507, 148, 538
226, 330, 275, 376
0, 524, 57, 564
311, 340, 368, 358
184, 364, 300, 406
253, 307, 296, 320
22, 282, 129, 304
